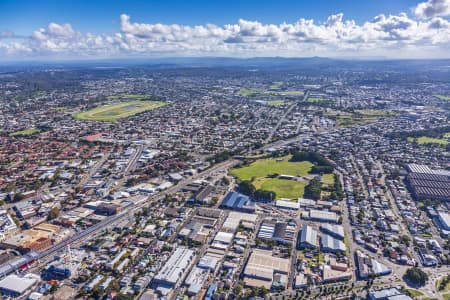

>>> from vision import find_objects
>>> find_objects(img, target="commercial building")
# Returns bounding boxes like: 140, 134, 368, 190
0, 211, 18, 242
275, 199, 300, 210
1, 228, 52, 253
406, 164, 450, 201
193, 184, 216, 204
221, 211, 257, 232
322, 265, 352, 283
369, 287, 413, 300
0, 274, 40, 297
303, 209, 339, 223
95, 203, 123, 216
298, 225, 318, 249
437, 211, 450, 231
356, 250, 392, 279
243, 249, 290, 289
220, 192, 255, 213
198, 256, 219, 271
154, 247, 195, 290
320, 224, 345, 240
257, 220, 296, 244
13, 202, 37, 220
321, 234, 346, 253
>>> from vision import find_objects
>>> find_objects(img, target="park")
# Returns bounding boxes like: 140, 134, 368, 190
230, 155, 335, 200
73, 100, 167, 122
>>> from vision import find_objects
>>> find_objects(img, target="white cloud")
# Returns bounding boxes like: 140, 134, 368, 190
414, 0, 450, 18
1, 11, 450, 59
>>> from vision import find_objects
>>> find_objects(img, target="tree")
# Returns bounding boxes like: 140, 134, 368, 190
238, 180, 256, 196
49, 284, 58, 294
47, 207, 60, 220
254, 189, 276, 202
235, 280, 244, 297
221, 176, 230, 185
304, 179, 322, 200
405, 267, 428, 286
115, 293, 133, 300
400, 235, 411, 247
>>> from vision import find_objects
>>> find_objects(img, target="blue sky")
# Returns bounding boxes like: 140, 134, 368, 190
0, 0, 449, 59
0, 0, 420, 34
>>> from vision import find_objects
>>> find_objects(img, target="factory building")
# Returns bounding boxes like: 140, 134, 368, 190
320, 234, 346, 253
298, 224, 318, 249
220, 192, 255, 213
320, 224, 345, 240
154, 247, 195, 294
243, 249, 290, 289
406, 164, 450, 201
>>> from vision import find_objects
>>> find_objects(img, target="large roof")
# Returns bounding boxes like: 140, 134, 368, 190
309, 209, 338, 222
220, 192, 254, 209
300, 224, 317, 245
244, 249, 290, 281
439, 212, 450, 228
213, 231, 233, 244
320, 224, 345, 239
0, 274, 39, 294
321, 234, 346, 252
154, 247, 195, 285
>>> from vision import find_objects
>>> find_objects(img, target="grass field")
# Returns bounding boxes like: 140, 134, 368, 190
74, 101, 166, 121
239, 88, 260, 97
267, 100, 289, 106
106, 93, 152, 100
321, 173, 334, 185
9, 128, 41, 137
407, 133, 450, 146
256, 178, 306, 198
271, 90, 303, 96
230, 155, 313, 180
435, 95, 450, 101
437, 275, 450, 294
307, 97, 328, 103
405, 289, 424, 297
230, 155, 313, 199
49, 107, 66, 111
326, 109, 396, 127
239, 88, 303, 97
354, 109, 394, 116
269, 81, 284, 89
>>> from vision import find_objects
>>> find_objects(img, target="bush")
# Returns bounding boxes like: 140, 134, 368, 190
405, 267, 428, 286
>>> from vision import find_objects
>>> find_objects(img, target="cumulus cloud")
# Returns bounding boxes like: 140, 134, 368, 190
1, 12, 450, 59
414, 0, 450, 18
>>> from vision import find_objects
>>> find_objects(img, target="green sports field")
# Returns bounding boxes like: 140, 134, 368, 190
74, 101, 166, 121
267, 100, 289, 106
9, 128, 41, 137
256, 178, 306, 198
239, 88, 303, 97
230, 155, 313, 180
407, 133, 449, 146
230, 155, 313, 199
435, 95, 450, 101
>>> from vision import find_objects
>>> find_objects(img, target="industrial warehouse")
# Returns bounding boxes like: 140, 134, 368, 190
406, 164, 450, 201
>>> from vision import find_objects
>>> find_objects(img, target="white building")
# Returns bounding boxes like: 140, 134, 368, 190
0, 211, 17, 242
154, 247, 195, 288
